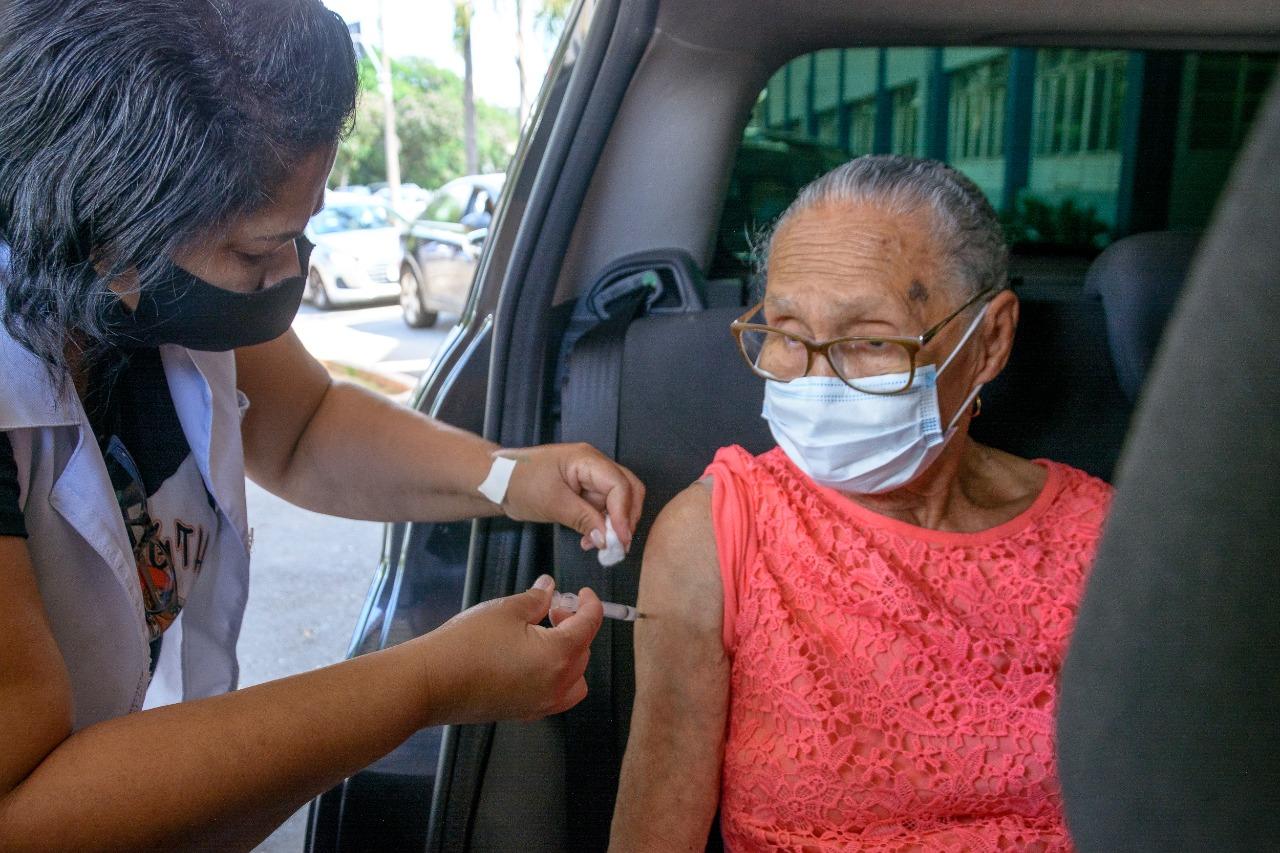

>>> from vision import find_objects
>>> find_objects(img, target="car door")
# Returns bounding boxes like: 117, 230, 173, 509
426, 1, 668, 849
434, 180, 481, 312
303, 1, 620, 849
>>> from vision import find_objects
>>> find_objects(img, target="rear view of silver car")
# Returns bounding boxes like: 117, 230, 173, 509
304, 192, 407, 310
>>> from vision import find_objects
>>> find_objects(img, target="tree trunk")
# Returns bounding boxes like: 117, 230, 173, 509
515, 0, 528, 124
378, 0, 401, 208
462, 8, 478, 174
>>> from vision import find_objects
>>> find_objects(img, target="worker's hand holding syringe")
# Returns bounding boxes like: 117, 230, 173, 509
552, 590, 643, 622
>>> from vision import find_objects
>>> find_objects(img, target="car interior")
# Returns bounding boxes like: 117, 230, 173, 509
307, 1, 1280, 850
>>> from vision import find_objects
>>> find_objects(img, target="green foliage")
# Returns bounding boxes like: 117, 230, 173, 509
355, 55, 379, 94
332, 56, 518, 191
1001, 194, 1111, 254
453, 0, 474, 52
535, 0, 572, 38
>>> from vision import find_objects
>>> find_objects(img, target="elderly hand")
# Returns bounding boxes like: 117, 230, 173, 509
496, 443, 645, 554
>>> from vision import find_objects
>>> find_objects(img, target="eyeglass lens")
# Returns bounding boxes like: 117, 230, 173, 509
738, 328, 914, 392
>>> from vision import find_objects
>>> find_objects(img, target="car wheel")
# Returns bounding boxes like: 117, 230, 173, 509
308, 267, 335, 311
400, 266, 438, 328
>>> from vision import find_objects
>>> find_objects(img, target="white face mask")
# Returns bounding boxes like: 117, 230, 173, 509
761, 306, 988, 495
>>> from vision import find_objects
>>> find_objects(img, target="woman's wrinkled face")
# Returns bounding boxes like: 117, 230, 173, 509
764, 201, 975, 375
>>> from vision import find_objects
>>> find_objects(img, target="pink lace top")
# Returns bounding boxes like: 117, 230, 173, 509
705, 446, 1112, 852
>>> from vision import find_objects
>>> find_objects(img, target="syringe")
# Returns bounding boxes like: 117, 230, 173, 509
551, 590, 642, 622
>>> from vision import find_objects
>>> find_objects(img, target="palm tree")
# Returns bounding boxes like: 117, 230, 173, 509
454, 0, 478, 174
513, 0, 527, 124
535, 0, 572, 40
376, 0, 401, 208
511, 0, 570, 124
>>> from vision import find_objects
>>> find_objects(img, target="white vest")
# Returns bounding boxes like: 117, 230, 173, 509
0, 323, 252, 730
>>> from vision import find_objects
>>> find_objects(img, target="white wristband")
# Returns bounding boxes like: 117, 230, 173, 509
477, 455, 518, 506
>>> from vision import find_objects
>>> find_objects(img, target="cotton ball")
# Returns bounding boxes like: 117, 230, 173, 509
598, 516, 626, 567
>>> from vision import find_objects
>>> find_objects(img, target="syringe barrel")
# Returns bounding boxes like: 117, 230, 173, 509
550, 591, 637, 622
551, 591, 579, 612
601, 601, 638, 622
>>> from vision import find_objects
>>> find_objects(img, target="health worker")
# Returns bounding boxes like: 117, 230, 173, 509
0, 0, 642, 847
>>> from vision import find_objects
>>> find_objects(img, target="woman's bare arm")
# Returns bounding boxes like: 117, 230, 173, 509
236, 330, 502, 522
0, 535, 603, 851
235, 331, 643, 546
610, 483, 730, 852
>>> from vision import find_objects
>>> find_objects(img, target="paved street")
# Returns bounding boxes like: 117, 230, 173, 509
241, 302, 456, 852
239, 483, 381, 851
291, 301, 454, 389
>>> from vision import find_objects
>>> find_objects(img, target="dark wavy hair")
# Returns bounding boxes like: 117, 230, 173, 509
0, 0, 358, 375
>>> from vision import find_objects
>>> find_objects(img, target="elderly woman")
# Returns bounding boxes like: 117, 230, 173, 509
610, 156, 1111, 852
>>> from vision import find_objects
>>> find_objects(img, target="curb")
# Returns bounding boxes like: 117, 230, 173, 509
321, 360, 417, 398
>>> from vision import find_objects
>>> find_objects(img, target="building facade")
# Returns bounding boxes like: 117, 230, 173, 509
752, 47, 1276, 243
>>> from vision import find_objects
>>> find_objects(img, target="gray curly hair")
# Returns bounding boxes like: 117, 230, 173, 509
757, 155, 1009, 304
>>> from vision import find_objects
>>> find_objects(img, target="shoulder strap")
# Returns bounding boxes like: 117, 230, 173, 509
551, 249, 705, 849
554, 287, 648, 849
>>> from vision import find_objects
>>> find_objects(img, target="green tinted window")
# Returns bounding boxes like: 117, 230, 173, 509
712, 47, 1277, 280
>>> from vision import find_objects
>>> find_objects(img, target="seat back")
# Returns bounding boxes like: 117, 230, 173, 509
970, 293, 1132, 480
548, 307, 770, 851
609, 306, 776, 732
1083, 230, 1199, 403
1059, 82, 1280, 852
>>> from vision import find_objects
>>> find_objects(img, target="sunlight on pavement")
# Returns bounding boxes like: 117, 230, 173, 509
293, 305, 403, 366
377, 357, 435, 374
291, 304, 454, 393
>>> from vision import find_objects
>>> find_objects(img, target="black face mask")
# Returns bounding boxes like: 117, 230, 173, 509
104, 237, 313, 352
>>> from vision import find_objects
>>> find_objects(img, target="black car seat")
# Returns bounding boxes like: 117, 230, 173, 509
1058, 80, 1280, 851
551, 307, 772, 853
975, 229, 1201, 475
1083, 230, 1200, 403
968, 289, 1131, 480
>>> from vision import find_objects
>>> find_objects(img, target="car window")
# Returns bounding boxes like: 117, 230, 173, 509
466, 190, 491, 219
422, 180, 474, 223
711, 47, 1278, 280
310, 204, 396, 235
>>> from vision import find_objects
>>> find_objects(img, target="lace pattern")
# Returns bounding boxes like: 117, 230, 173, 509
707, 446, 1112, 852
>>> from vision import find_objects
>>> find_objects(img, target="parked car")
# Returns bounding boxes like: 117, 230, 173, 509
397, 173, 505, 327
375, 182, 433, 221
303, 192, 407, 310
306, 1, 1279, 850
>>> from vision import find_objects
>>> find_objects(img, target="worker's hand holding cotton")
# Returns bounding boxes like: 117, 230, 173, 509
495, 443, 644, 559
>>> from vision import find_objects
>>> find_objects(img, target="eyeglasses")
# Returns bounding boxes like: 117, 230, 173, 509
730, 287, 995, 395
102, 436, 179, 633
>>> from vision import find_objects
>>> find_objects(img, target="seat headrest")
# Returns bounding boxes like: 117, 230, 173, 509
1083, 231, 1199, 402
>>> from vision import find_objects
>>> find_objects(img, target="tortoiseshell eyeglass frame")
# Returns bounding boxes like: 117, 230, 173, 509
730, 286, 995, 394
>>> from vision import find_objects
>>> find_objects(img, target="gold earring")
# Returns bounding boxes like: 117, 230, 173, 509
971, 395, 983, 418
